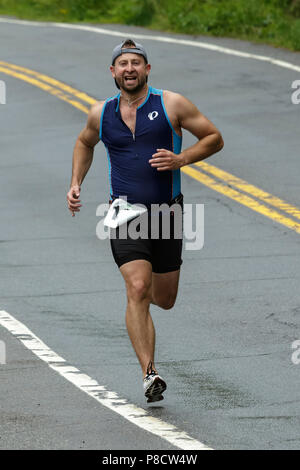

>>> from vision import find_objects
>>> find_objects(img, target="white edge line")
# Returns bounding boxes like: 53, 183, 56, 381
0, 310, 212, 451
0, 17, 300, 73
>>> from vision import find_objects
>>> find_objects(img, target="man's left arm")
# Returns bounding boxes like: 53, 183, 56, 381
149, 93, 224, 171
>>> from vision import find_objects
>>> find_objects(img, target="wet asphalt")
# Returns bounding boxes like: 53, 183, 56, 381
0, 17, 300, 450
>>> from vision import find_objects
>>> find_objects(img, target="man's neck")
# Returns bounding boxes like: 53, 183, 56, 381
120, 85, 149, 108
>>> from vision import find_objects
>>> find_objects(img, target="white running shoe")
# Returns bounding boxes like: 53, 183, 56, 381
143, 361, 167, 403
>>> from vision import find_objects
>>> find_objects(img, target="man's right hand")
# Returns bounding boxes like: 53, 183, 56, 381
67, 185, 82, 217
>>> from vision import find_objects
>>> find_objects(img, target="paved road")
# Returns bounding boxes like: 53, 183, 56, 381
0, 17, 300, 450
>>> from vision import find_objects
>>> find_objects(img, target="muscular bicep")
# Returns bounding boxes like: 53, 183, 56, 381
78, 124, 100, 148
77, 102, 103, 148
178, 96, 220, 140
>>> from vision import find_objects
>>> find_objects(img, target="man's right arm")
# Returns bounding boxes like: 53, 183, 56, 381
67, 101, 104, 217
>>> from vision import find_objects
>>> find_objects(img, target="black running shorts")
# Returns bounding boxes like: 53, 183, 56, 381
110, 195, 183, 274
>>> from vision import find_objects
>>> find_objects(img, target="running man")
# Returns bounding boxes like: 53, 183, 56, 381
67, 39, 224, 403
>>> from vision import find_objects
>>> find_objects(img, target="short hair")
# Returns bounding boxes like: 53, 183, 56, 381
122, 39, 137, 48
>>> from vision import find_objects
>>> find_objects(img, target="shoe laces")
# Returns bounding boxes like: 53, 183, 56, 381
146, 360, 157, 377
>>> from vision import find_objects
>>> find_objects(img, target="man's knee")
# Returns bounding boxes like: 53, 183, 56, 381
127, 278, 152, 303
153, 294, 177, 310
160, 299, 176, 310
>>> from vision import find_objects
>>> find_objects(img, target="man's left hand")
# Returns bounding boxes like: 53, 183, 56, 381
149, 149, 185, 171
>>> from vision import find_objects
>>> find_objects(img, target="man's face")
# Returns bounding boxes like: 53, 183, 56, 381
110, 53, 151, 93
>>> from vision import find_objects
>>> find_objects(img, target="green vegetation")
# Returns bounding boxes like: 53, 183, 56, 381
1, 0, 300, 51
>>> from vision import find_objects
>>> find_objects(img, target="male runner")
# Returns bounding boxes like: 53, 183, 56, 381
67, 39, 224, 403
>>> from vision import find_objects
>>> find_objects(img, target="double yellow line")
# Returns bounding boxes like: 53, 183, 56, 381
1, 60, 300, 235
0, 60, 96, 112
182, 163, 300, 234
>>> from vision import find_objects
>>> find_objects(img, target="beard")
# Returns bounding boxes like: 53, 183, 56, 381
114, 74, 148, 92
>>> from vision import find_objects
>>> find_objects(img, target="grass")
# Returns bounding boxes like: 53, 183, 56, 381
0, 0, 300, 51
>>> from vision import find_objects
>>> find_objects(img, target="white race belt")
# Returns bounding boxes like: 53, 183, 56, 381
104, 198, 147, 229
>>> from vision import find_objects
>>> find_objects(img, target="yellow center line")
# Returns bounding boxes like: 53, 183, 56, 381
1, 60, 300, 236
182, 166, 300, 234
0, 60, 97, 106
196, 161, 300, 221
0, 65, 90, 114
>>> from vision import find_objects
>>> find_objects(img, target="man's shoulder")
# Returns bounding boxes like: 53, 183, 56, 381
162, 89, 180, 97
161, 90, 187, 114
162, 89, 184, 104
86, 100, 105, 134
87, 100, 106, 125
149, 87, 181, 100
90, 92, 120, 117
89, 100, 105, 116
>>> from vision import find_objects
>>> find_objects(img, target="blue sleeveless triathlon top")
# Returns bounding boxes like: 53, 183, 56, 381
99, 86, 182, 207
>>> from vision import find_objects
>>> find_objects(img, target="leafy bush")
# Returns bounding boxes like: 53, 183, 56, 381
0, 0, 300, 50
